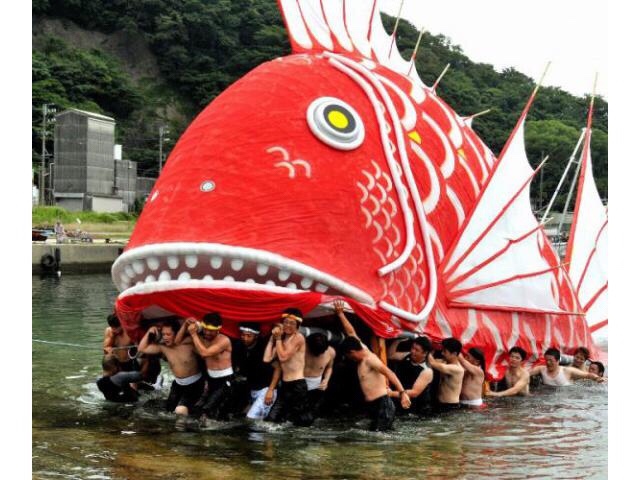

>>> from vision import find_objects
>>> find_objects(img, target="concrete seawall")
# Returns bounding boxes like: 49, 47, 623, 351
32, 243, 125, 274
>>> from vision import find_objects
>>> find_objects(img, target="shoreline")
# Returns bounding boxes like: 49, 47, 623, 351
32, 241, 124, 274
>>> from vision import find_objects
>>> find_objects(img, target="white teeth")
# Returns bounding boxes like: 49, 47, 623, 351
167, 256, 179, 269
266, 280, 275, 286
145, 275, 156, 283
147, 257, 160, 271
231, 259, 244, 271
245, 278, 255, 284
185, 255, 198, 268
203, 275, 213, 282
278, 270, 291, 281
257, 264, 269, 276
286, 282, 298, 290
178, 272, 191, 281
315, 283, 328, 293
158, 271, 171, 282
223, 276, 235, 282
132, 260, 145, 274
301, 277, 313, 289
211, 256, 223, 269
124, 265, 135, 278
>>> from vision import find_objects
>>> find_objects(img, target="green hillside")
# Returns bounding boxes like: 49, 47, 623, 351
32, 0, 607, 207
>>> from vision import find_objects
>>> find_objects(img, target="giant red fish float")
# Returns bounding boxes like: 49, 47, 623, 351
112, 0, 607, 379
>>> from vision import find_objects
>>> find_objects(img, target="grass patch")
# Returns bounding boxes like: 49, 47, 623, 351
32, 206, 137, 226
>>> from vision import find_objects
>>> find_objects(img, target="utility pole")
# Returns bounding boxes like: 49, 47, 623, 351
40, 104, 56, 205
158, 126, 170, 174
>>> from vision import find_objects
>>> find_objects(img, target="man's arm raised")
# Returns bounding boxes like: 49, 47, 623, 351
275, 332, 303, 362
138, 326, 162, 355
565, 366, 606, 383
188, 324, 229, 357
388, 338, 408, 362
334, 299, 358, 339
458, 353, 484, 378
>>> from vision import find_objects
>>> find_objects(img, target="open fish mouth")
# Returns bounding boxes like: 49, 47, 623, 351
112, 242, 374, 305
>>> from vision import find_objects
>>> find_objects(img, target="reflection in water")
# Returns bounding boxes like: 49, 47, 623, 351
33, 275, 608, 479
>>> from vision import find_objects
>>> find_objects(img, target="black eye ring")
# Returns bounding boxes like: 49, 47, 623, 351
307, 97, 364, 150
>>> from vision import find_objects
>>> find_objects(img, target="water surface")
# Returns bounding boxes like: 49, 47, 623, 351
33, 274, 607, 479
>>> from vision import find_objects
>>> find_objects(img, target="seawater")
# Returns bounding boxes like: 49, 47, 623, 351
33, 274, 608, 479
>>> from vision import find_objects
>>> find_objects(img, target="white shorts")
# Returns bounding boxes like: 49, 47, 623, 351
460, 398, 484, 407
305, 376, 322, 391
246, 387, 278, 420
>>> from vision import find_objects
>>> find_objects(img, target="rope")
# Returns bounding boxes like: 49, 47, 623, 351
32, 339, 137, 352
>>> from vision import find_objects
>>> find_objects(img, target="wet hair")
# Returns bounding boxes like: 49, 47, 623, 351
469, 347, 486, 372
509, 346, 528, 361
307, 332, 329, 356
442, 337, 462, 355
107, 314, 120, 328
412, 336, 432, 354
341, 336, 363, 353
202, 312, 222, 327
161, 320, 179, 334
575, 346, 590, 359
590, 361, 605, 376
544, 348, 561, 361
102, 354, 120, 374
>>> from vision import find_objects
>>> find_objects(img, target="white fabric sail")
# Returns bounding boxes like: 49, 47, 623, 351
441, 97, 574, 314
565, 116, 608, 335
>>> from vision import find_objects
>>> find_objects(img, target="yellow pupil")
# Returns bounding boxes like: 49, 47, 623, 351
327, 110, 349, 129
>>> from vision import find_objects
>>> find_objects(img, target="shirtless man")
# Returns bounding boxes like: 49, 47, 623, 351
427, 338, 465, 412
336, 300, 409, 431
264, 308, 314, 426
458, 348, 486, 408
139, 320, 204, 415
304, 332, 336, 414
486, 346, 530, 398
103, 314, 135, 371
530, 348, 605, 386
571, 347, 590, 371
387, 337, 433, 415
181, 313, 234, 420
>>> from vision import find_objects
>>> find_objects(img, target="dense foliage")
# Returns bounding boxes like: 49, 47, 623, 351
32, 0, 607, 206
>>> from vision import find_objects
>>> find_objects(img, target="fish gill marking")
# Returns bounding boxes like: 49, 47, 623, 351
383, 236, 394, 257
328, 53, 440, 322
410, 142, 441, 214
375, 183, 388, 203
268, 146, 312, 179
461, 309, 479, 345
356, 182, 368, 203
362, 169, 376, 190
376, 73, 418, 131
421, 112, 455, 178
371, 159, 382, 178
463, 130, 489, 182
446, 186, 465, 228
457, 152, 480, 195
372, 221, 384, 243
360, 206, 373, 228
390, 223, 401, 246
380, 204, 392, 229
370, 195, 381, 215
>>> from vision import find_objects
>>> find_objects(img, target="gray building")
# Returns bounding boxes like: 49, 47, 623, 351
53, 109, 123, 212
136, 176, 157, 201
114, 159, 137, 212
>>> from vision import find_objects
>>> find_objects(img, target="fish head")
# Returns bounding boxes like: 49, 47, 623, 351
112, 54, 421, 315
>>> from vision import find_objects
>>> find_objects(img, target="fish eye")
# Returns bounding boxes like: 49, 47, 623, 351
306, 97, 364, 150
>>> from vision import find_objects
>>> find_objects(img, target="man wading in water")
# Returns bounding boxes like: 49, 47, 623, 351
428, 337, 465, 413
139, 321, 204, 415
264, 308, 314, 426
335, 300, 410, 431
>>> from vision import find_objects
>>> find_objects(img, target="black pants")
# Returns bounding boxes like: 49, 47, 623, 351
265, 379, 314, 427
367, 394, 396, 431
166, 376, 205, 413
195, 375, 235, 420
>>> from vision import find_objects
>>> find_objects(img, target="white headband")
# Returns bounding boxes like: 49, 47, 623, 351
239, 326, 260, 335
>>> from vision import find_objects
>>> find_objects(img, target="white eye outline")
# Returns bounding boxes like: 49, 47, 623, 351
200, 180, 215, 192
306, 97, 365, 150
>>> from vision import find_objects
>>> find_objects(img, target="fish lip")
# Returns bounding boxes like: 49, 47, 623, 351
112, 242, 375, 305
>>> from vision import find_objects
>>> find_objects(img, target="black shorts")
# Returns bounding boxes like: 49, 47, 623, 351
265, 379, 314, 426
96, 376, 138, 403
367, 394, 396, 431
434, 402, 461, 414
195, 375, 235, 420
166, 376, 205, 413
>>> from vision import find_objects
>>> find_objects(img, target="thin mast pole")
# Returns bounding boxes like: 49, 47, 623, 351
541, 128, 586, 223
432, 63, 450, 91
387, 0, 405, 58
558, 151, 583, 241
407, 27, 425, 75
40, 104, 47, 205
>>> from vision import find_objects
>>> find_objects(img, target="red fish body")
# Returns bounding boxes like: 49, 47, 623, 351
113, 1, 599, 379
